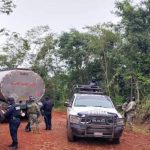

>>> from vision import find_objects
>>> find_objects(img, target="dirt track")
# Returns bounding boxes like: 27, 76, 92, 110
0, 111, 150, 150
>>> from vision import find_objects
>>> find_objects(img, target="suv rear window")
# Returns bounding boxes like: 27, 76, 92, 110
74, 95, 114, 108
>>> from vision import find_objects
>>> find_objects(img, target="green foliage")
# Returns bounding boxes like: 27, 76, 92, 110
112, 95, 124, 105
0, 32, 30, 69
1, 0, 150, 109
0, 0, 16, 15
138, 95, 150, 116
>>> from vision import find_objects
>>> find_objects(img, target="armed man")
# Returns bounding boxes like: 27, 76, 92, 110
0, 97, 21, 149
125, 97, 136, 130
25, 96, 33, 132
27, 96, 41, 133
122, 97, 130, 123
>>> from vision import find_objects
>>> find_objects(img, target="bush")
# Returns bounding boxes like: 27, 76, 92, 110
112, 95, 124, 105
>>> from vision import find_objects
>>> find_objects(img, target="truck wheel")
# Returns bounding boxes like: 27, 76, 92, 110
112, 138, 120, 144
67, 125, 76, 142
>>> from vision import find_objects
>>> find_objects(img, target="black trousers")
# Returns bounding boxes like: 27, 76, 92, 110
25, 122, 31, 131
9, 119, 20, 146
44, 113, 52, 130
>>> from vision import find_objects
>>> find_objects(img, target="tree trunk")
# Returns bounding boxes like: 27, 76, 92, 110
102, 50, 110, 96
135, 78, 140, 103
130, 76, 133, 99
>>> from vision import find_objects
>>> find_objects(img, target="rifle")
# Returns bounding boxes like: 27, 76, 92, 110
0, 107, 5, 122
0, 102, 10, 122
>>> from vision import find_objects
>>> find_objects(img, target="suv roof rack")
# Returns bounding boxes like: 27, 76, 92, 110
0, 68, 31, 71
72, 84, 104, 95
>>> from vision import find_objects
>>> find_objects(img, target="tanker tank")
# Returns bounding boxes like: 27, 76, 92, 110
0, 69, 45, 104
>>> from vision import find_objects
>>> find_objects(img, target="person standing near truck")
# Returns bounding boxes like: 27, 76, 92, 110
27, 96, 41, 133
25, 97, 32, 132
125, 97, 136, 130
3, 97, 21, 149
122, 97, 130, 123
41, 96, 54, 130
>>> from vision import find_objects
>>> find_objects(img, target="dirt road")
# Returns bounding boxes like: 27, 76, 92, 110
0, 111, 150, 150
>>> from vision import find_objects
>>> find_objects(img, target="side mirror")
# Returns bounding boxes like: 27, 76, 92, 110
64, 101, 71, 107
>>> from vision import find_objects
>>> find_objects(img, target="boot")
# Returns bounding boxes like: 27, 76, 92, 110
48, 126, 52, 130
11, 144, 18, 150
11, 142, 18, 150
8, 143, 14, 147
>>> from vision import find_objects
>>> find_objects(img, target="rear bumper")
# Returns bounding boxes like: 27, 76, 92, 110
70, 123, 124, 138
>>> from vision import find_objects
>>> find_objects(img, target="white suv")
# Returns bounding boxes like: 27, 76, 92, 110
65, 85, 124, 144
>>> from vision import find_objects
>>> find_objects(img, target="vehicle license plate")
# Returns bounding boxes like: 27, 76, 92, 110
94, 132, 103, 136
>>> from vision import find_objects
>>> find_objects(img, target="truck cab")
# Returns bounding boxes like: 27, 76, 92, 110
65, 85, 124, 144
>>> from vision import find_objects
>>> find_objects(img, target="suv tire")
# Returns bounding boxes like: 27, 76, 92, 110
67, 124, 76, 142
112, 138, 120, 144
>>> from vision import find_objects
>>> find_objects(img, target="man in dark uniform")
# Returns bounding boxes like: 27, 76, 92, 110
122, 97, 130, 122
89, 77, 98, 86
4, 97, 21, 149
41, 96, 54, 130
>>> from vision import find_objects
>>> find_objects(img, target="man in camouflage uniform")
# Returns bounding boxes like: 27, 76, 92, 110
27, 96, 41, 133
125, 97, 136, 130
122, 97, 130, 123
25, 99, 32, 132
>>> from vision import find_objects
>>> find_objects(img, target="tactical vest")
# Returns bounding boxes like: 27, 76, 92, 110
27, 103, 38, 114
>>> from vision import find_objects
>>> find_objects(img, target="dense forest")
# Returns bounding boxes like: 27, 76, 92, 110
0, 0, 150, 108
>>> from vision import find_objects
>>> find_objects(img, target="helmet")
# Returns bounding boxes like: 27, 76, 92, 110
91, 77, 96, 82
29, 96, 36, 101
45, 96, 49, 101
7, 97, 15, 104
132, 97, 135, 101
126, 97, 131, 103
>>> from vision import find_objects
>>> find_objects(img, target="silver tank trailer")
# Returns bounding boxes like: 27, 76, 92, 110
0, 69, 45, 103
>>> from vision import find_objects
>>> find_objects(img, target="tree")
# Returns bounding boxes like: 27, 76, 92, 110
0, 31, 30, 69
58, 29, 97, 84
86, 24, 122, 96
0, 0, 16, 15
115, 0, 150, 102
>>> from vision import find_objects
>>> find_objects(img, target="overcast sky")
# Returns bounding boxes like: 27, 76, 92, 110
0, 0, 120, 34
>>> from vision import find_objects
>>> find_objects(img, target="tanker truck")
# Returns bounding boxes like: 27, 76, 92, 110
0, 68, 45, 117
